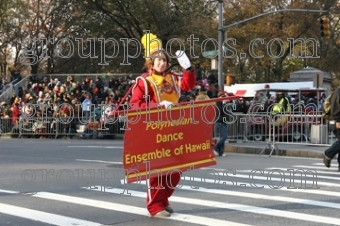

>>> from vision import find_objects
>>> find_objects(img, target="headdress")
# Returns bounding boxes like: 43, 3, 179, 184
141, 33, 170, 62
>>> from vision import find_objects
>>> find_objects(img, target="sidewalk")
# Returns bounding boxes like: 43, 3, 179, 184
224, 140, 328, 159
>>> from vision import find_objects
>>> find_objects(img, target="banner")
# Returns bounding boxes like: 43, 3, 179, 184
123, 101, 217, 183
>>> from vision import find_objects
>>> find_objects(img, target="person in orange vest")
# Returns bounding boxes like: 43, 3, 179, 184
129, 33, 195, 218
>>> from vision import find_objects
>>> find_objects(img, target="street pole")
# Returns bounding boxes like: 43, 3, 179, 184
218, 0, 224, 92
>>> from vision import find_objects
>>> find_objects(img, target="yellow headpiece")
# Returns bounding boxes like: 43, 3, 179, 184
141, 33, 163, 58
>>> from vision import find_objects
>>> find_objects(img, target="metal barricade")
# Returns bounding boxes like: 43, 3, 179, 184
227, 112, 249, 142
0, 116, 125, 139
1, 101, 336, 146
244, 112, 268, 142
0, 118, 13, 134
255, 111, 332, 156
212, 112, 249, 143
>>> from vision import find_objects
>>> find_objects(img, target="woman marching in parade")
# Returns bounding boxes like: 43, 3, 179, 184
129, 33, 196, 217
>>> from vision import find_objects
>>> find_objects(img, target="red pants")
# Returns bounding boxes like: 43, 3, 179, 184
146, 172, 181, 215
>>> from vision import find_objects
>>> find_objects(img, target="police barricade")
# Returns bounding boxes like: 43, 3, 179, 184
1, 101, 335, 145
269, 109, 332, 145
9, 117, 123, 139
243, 112, 268, 142
0, 115, 124, 139
244, 102, 334, 146
0, 117, 13, 134
16, 116, 56, 138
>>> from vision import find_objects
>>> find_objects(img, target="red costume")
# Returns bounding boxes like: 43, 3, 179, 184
130, 68, 196, 215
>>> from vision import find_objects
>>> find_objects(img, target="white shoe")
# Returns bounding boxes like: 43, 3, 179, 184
151, 210, 171, 218
213, 150, 219, 156
221, 153, 228, 157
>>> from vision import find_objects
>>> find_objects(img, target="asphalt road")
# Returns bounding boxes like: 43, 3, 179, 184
0, 139, 340, 226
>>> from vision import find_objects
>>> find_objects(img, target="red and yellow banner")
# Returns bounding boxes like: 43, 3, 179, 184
123, 100, 217, 183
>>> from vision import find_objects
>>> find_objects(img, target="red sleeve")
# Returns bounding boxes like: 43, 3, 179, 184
179, 68, 196, 92
129, 77, 157, 109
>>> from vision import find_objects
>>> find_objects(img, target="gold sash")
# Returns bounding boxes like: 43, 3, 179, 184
145, 72, 180, 103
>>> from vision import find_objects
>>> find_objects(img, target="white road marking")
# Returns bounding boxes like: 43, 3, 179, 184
202, 166, 340, 179
210, 171, 338, 187
32, 192, 251, 226
0, 203, 102, 226
0, 189, 19, 194
265, 167, 340, 177
119, 180, 340, 210
75, 159, 123, 164
292, 165, 339, 171
87, 187, 340, 225
123, 175, 340, 197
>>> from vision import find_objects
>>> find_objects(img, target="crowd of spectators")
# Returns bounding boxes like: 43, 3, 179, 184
0, 75, 137, 137
6, 71, 324, 138
0, 72, 237, 137
0, 74, 324, 125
